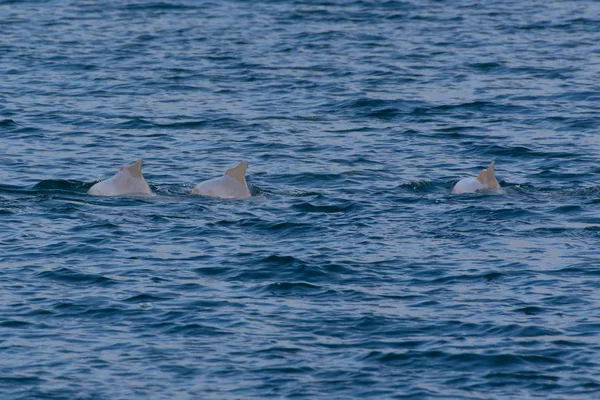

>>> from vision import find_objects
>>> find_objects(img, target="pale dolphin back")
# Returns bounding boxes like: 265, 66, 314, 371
476, 161, 500, 189
190, 160, 251, 199
451, 177, 486, 194
88, 159, 152, 196
452, 161, 501, 194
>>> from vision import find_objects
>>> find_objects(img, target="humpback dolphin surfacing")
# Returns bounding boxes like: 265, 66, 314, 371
451, 161, 500, 194
88, 159, 152, 196
190, 160, 251, 199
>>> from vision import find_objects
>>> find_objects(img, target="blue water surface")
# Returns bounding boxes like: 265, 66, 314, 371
2, 0, 600, 398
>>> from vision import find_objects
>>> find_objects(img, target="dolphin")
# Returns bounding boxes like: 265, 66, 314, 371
451, 161, 500, 194
88, 159, 152, 196
190, 160, 251, 199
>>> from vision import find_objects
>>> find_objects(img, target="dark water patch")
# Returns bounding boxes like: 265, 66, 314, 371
397, 180, 439, 193
434, 125, 487, 139
0, 320, 33, 328
329, 97, 423, 119
156, 118, 245, 130
194, 266, 234, 277
514, 306, 547, 316
261, 254, 302, 268
292, 172, 344, 182
484, 371, 560, 383
33, 179, 92, 193
32, 241, 120, 257
546, 264, 600, 277
479, 145, 573, 159
115, 117, 158, 129
115, 116, 252, 132
186, 299, 240, 311
362, 350, 536, 370
259, 281, 324, 296
549, 205, 582, 214
0, 375, 45, 386
22, 308, 55, 318
264, 221, 316, 234
411, 101, 529, 118
467, 61, 506, 71
421, 270, 507, 286
80, 306, 134, 319
164, 323, 232, 337
442, 205, 539, 222
529, 226, 600, 239
0, 118, 18, 127
208, 217, 323, 237
123, 294, 175, 304
121, 2, 200, 12
231, 254, 336, 282
487, 324, 562, 338
0, 184, 33, 195
36, 268, 118, 286
543, 295, 590, 307
292, 201, 356, 213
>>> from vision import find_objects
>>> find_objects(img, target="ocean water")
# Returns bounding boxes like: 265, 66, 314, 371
2, 0, 600, 398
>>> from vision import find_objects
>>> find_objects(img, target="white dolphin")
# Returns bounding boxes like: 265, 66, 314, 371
88, 159, 152, 196
190, 160, 251, 199
451, 161, 500, 194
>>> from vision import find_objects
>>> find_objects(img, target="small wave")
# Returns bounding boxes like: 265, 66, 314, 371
0, 118, 17, 127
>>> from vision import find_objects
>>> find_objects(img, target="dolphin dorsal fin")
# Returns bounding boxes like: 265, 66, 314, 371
476, 161, 499, 189
225, 160, 248, 184
126, 159, 144, 179
487, 161, 495, 176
